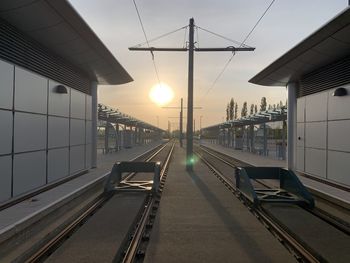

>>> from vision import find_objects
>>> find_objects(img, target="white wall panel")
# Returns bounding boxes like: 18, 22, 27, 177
70, 119, 85, 146
328, 85, 350, 120
15, 67, 47, 114
305, 92, 327, 122
0, 59, 14, 110
70, 89, 85, 119
296, 123, 304, 147
48, 148, 69, 183
70, 145, 85, 174
0, 155, 12, 202
297, 97, 305, 123
85, 144, 92, 168
14, 112, 46, 153
305, 148, 326, 178
86, 95, 92, 120
48, 80, 70, 117
305, 122, 326, 149
13, 151, 46, 196
328, 150, 350, 186
86, 121, 92, 144
48, 116, 69, 148
296, 147, 304, 172
0, 110, 13, 155
328, 120, 350, 152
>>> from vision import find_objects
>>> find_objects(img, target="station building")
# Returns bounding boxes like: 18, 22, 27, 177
0, 0, 133, 203
250, 7, 350, 188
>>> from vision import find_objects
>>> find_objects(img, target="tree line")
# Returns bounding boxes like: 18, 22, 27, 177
225, 97, 287, 121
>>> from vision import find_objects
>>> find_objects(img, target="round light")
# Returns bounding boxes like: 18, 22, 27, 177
149, 83, 174, 106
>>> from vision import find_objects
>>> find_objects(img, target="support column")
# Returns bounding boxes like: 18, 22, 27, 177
287, 82, 297, 170
116, 123, 120, 151
104, 122, 109, 153
91, 81, 98, 168
263, 123, 267, 156
186, 18, 194, 171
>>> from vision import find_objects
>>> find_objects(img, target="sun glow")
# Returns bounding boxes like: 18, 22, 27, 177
149, 83, 174, 106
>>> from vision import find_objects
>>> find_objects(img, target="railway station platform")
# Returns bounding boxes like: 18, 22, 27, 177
144, 144, 295, 263
200, 140, 350, 209
0, 140, 163, 260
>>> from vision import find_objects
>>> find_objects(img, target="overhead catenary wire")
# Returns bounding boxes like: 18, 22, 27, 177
132, 0, 161, 85
133, 25, 188, 48
200, 0, 276, 100
196, 26, 251, 48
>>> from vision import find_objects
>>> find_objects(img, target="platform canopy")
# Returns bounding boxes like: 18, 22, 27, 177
202, 108, 287, 131
249, 7, 350, 87
0, 0, 132, 85
98, 104, 164, 132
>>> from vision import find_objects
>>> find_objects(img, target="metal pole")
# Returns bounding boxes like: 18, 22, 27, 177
287, 82, 297, 170
180, 98, 183, 147
104, 122, 109, 153
91, 81, 98, 168
186, 18, 194, 171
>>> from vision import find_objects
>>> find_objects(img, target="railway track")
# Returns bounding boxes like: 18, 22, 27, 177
195, 144, 350, 263
23, 141, 174, 263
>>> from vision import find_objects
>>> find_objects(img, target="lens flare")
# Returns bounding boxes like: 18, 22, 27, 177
149, 83, 174, 106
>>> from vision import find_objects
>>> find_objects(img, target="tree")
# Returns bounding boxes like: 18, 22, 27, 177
260, 97, 267, 111
250, 104, 254, 115
268, 104, 272, 110
234, 103, 238, 119
226, 103, 229, 121
254, 104, 258, 113
241, 102, 247, 117
229, 98, 234, 120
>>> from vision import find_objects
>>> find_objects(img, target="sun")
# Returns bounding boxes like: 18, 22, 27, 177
149, 83, 174, 106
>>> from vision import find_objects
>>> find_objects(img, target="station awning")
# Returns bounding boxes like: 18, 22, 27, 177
98, 104, 164, 132
202, 109, 287, 131
0, 0, 133, 85
249, 7, 350, 87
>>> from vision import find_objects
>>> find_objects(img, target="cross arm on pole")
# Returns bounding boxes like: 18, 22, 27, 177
129, 47, 188, 52
195, 47, 255, 52
162, 106, 202, 109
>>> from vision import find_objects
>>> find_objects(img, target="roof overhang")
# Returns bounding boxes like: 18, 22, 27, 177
249, 7, 350, 87
0, 0, 133, 85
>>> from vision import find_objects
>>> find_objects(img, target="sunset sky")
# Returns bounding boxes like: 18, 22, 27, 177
69, 0, 348, 130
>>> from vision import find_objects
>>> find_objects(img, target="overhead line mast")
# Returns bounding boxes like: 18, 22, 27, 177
129, 18, 255, 171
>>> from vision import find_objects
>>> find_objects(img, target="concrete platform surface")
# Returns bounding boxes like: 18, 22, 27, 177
46, 192, 147, 263
200, 141, 350, 207
144, 145, 295, 263
0, 141, 162, 241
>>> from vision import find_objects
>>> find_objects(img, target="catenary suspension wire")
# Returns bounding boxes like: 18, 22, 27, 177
132, 0, 161, 85
196, 26, 251, 48
132, 25, 188, 48
200, 0, 276, 100
183, 26, 188, 48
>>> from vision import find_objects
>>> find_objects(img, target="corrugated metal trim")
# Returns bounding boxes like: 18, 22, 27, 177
299, 56, 350, 97
0, 18, 90, 94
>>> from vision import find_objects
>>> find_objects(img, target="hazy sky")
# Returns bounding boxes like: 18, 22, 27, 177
69, 0, 348, 130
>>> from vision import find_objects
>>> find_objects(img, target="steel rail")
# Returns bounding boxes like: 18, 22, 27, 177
0, 142, 167, 212
199, 145, 350, 235
194, 147, 320, 263
24, 141, 172, 263
122, 142, 175, 263
25, 193, 111, 263
123, 141, 172, 181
